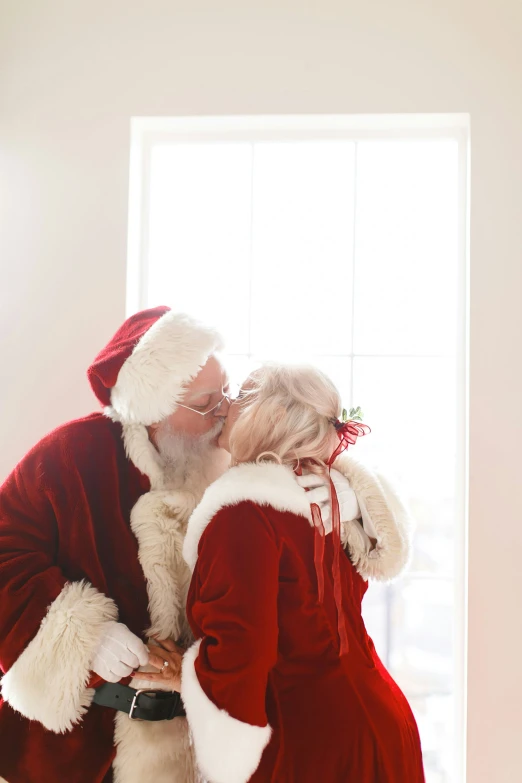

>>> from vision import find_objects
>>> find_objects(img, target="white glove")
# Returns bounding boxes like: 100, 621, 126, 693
296, 469, 360, 526
91, 621, 149, 683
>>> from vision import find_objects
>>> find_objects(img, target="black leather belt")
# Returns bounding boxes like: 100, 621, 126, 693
92, 682, 186, 721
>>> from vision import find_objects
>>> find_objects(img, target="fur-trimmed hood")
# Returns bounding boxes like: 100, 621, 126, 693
184, 457, 413, 582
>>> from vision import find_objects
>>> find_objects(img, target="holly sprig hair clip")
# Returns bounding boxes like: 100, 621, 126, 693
328, 406, 370, 463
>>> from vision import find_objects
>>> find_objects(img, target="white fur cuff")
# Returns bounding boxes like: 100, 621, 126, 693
335, 455, 413, 581
1, 581, 118, 733
181, 641, 271, 783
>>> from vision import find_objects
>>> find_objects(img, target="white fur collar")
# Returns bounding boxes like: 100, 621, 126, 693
183, 458, 413, 583
183, 462, 310, 570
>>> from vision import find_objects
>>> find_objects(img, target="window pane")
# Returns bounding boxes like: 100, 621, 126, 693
361, 580, 390, 665
147, 143, 252, 353
250, 141, 355, 356
409, 694, 455, 783
409, 497, 456, 577
141, 125, 465, 783
224, 355, 259, 389
354, 140, 459, 356
390, 578, 454, 695
352, 356, 457, 499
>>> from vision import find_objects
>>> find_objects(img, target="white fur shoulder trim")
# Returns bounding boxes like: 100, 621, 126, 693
183, 458, 412, 582
1, 581, 117, 733
182, 640, 271, 783
183, 462, 310, 570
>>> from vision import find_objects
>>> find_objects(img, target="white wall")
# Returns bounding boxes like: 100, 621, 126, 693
1, 1, 521, 780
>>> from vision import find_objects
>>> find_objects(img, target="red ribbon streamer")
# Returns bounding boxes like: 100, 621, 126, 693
311, 503, 325, 603
328, 473, 350, 655
303, 419, 370, 657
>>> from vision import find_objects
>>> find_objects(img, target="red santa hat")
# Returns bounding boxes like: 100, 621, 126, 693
88, 306, 224, 426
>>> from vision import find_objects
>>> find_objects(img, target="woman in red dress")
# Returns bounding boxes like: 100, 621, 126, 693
148, 364, 425, 783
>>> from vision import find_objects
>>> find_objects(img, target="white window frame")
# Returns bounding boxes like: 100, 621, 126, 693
126, 113, 470, 783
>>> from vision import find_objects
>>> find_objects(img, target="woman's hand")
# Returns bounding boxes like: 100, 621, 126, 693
132, 637, 183, 690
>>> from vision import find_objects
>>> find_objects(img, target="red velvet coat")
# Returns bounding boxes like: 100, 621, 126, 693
181, 461, 425, 783
0, 413, 200, 783
0, 414, 150, 781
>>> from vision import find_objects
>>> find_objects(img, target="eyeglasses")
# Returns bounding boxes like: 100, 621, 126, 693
177, 386, 238, 418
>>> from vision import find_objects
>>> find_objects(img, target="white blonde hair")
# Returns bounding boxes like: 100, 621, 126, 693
228, 363, 342, 470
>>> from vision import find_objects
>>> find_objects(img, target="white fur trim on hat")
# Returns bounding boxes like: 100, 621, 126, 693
109, 311, 223, 426
181, 640, 272, 783
1, 581, 118, 733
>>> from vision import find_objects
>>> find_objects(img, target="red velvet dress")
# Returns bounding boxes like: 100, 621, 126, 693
183, 474, 425, 783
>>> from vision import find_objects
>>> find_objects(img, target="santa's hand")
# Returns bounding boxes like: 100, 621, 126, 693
330, 469, 360, 522
296, 472, 330, 519
91, 621, 149, 683
296, 469, 360, 523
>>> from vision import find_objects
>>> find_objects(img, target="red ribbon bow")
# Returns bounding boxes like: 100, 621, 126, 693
308, 418, 371, 657
328, 420, 371, 465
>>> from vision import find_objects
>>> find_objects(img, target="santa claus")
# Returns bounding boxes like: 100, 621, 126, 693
0, 306, 232, 783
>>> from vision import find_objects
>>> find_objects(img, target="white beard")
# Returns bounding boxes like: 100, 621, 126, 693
154, 419, 230, 502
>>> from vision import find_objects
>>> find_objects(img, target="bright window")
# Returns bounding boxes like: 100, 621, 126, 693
128, 115, 469, 783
